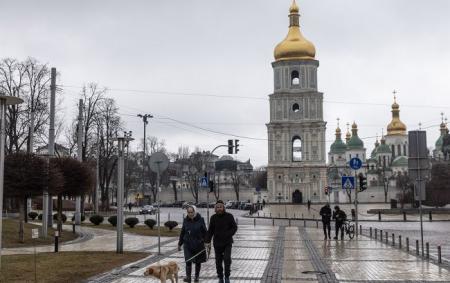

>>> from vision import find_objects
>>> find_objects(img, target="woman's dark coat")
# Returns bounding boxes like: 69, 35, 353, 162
178, 213, 207, 263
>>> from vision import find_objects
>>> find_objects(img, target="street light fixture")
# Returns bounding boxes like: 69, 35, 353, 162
137, 114, 153, 205
0, 95, 24, 269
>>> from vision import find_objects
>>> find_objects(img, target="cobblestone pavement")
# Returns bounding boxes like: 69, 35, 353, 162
84, 224, 450, 283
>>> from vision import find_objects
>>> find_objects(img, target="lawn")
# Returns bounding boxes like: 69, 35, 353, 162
0, 251, 149, 283
81, 222, 181, 237
1, 218, 78, 248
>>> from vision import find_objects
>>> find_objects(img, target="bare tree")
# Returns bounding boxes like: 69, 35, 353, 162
0, 57, 53, 154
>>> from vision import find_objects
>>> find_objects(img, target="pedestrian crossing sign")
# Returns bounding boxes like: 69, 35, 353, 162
200, 177, 208, 188
341, 176, 355, 190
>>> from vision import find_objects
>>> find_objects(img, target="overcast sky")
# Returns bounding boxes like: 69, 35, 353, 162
1, 0, 450, 167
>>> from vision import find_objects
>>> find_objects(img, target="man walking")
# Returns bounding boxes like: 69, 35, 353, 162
333, 206, 347, 240
319, 203, 332, 240
205, 200, 238, 283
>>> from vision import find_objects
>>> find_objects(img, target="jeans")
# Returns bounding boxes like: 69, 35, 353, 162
214, 244, 232, 278
186, 262, 201, 279
322, 221, 331, 238
335, 222, 344, 239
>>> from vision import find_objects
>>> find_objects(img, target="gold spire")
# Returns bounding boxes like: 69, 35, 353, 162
273, 0, 316, 61
387, 93, 407, 135
345, 122, 351, 143
440, 113, 447, 134
335, 118, 341, 137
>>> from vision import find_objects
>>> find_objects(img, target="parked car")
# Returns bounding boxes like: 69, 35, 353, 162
225, 201, 236, 209
238, 201, 250, 210
172, 201, 184, 208
139, 205, 156, 215
197, 202, 208, 208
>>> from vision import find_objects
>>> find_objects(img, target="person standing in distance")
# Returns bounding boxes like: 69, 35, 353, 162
319, 203, 332, 240
178, 205, 207, 283
205, 200, 237, 283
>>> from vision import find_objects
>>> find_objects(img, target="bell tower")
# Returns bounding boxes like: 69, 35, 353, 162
267, 0, 327, 203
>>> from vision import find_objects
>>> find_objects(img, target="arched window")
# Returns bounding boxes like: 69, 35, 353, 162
292, 103, 300, 112
291, 70, 299, 85
292, 136, 302, 161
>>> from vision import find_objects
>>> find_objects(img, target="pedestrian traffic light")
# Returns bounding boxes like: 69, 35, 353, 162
228, 139, 233, 154
234, 139, 239, 154
359, 174, 368, 192
324, 187, 329, 195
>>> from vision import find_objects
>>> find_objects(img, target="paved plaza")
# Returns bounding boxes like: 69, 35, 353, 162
78, 224, 450, 282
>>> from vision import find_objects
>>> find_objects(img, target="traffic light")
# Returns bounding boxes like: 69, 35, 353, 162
324, 187, 329, 195
234, 139, 239, 154
359, 174, 367, 192
228, 139, 233, 154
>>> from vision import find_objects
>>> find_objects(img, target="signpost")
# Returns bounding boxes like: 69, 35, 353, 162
149, 151, 169, 255
349, 157, 362, 237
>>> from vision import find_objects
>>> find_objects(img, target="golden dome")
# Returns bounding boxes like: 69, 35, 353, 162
387, 97, 407, 135
274, 0, 316, 61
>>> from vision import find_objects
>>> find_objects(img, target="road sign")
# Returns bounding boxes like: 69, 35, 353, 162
149, 152, 169, 173
200, 177, 208, 188
342, 176, 355, 190
349, 157, 362, 170
32, 229, 39, 239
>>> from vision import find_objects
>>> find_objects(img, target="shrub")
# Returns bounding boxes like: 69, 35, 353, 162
144, 219, 157, 229
28, 211, 38, 220
89, 215, 104, 225
125, 217, 139, 228
53, 213, 67, 223
108, 215, 117, 227
38, 214, 43, 220
164, 220, 178, 231
71, 214, 86, 222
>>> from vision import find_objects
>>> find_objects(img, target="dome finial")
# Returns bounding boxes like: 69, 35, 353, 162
387, 95, 406, 135
273, 0, 316, 61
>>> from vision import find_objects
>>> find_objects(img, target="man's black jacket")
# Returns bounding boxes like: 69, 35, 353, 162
206, 212, 237, 247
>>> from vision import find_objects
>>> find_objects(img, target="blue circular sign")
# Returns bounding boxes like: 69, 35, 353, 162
349, 157, 362, 170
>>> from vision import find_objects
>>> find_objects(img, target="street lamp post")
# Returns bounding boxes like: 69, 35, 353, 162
113, 131, 133, 254
137, 114, 153, 205
0, 95, 24, 270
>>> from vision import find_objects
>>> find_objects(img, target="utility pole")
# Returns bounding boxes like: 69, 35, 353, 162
75, 99, 83, 225
137, 114, 153, 205
47, 68, 56, 228
114, 131, 133, 254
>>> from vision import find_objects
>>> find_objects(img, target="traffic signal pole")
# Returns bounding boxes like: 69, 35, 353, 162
354, 170, 359, 237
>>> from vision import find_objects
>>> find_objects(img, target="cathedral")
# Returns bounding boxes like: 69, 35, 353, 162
266, 1, 447, 204
267, 1, 327, 203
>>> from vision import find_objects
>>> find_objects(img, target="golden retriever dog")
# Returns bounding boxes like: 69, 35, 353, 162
143, 261, 179, 283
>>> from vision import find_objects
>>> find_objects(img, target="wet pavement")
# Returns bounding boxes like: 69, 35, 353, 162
83, 224, 450, 282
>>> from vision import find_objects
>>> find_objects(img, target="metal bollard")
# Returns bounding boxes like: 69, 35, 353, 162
403, 211, 406, 222
378, 211, 381, 221
289, 219, 291, 227
392, 233, 395, 246
375, 228, 377, 240
236, 218, 239, 225
385, 232, 388, 244
304, 220, 306, 227
429, 211, 432, 222
316, 220, 318, 228
380, 230, 383, 241
258, 212, 260, 217
168, 213, 171, 221
360, 225, 362, 235
438, 246, 442, 264
72, 223, 76, 234
272, 218, 275, 226
370, 227, 372, 238
253, 218, 256, 226
416, 240, 419, 255
399, 235, 402, 249
54, 231, 59, 252
406, 237, 409, 251
426, 242, 429, 259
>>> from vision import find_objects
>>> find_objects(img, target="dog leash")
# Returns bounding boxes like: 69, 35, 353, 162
183, 248, 207, 263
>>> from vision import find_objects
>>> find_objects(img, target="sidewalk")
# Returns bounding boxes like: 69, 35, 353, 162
86, 224, 450, 283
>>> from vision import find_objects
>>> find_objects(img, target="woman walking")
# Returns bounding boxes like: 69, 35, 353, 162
178, 205, 207, 282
